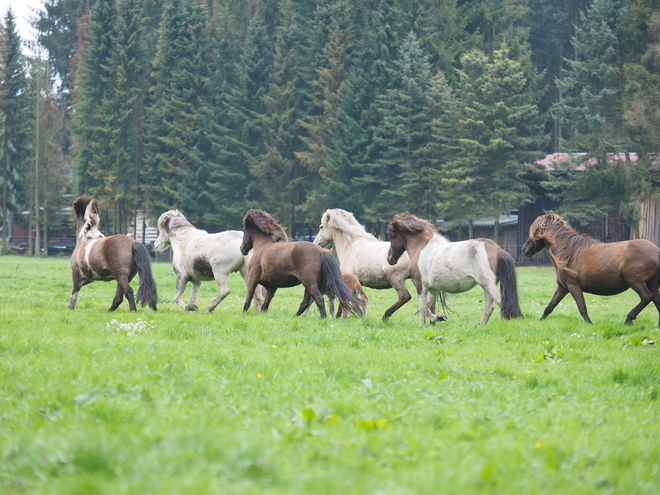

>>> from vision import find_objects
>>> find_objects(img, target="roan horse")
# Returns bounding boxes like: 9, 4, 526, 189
313, 208, 412, 320
240, 209, 359, 318
387, 212, 523, 325
68, 196, 158, 312
154, 210, 258, 313
522, 211, 660, 325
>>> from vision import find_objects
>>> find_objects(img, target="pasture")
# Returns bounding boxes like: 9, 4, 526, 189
1, 256, 659, 494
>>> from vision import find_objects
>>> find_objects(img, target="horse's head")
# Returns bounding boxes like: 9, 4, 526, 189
386, 213, 410, 265
313, 209, 336, 247
154, 210, 183, 252
522, 211, 562, 257
241, 209, 288, 255
387, 212, 437, 265
73, 196, 104, 241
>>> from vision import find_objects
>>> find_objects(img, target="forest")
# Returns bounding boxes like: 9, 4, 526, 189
2, 0, 660, 252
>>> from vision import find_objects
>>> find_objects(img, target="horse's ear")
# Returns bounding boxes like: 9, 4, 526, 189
323, 211, 331, 225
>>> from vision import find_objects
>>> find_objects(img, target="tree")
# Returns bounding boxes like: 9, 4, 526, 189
0, 9, 30, 252
435, 44, 547, 240
143, 0, 216, 229
552, 0, 635, 152
246, 0, 310, 233
368, 31, 437, 223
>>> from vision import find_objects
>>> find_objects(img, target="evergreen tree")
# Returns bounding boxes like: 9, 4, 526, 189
0, 10, 30, 252
368, 31, 436, 223
552, 0, 635, 152
436, 44, 546, 240
246, 0, 310, 233
144, 0, 216, 229
296, 1, 354, 220
73, 0, 117, 205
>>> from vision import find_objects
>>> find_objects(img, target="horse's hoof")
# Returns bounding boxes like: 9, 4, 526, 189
185, 304, 198, 311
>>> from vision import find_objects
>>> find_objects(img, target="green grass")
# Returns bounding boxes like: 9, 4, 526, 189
1, 256, 659, 494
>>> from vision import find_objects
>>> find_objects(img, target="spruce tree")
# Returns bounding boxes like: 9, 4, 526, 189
144, 0, 215, 229
0, 10, 30, 252
436, 44, 546, 240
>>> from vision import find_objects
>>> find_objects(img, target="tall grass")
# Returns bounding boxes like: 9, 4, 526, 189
1, 256, 659, 494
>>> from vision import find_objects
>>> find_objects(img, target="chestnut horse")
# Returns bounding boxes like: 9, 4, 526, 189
387, 212, 523, 325
68, 196, 158, 311
522, 211, 660, 325
240, 209, 359, 318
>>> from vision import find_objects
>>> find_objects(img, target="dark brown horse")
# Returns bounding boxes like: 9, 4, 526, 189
240, 209, 358, 318
522, 211, 660, 325
68, 196, 158, 312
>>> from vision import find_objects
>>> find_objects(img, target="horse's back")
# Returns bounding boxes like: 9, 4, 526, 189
340, 238, 407, 289
419, 237, 492, 293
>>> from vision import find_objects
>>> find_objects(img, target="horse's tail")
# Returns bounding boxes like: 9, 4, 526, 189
497, 250, 523, 319
133, 243, 158, 311
319, 252, 359, 316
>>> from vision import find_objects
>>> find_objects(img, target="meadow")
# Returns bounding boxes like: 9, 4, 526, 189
1, 255, 659, 494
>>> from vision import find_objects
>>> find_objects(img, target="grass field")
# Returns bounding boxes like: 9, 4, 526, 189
1, 255, 659, 494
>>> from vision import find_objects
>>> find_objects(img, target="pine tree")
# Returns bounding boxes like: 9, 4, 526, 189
552, 0, 634, 152
368, 31, 436, 223
436, 44, 546, 240
144, 0, 216, 229
246, 0, 310, 233
0, 9, 30, 252
296, 1, 354, 220
73, 0, 117, 206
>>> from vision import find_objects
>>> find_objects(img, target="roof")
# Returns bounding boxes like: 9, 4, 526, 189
436, 214, 518, 229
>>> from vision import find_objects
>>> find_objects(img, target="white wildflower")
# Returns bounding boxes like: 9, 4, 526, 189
107, 318, 154, 337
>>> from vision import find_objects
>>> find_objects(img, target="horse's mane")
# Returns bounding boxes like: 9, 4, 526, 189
160, 210, 196, 234
388, 212, 439, 239
243, 209, 289, 242
73, 196, 104, 239
532, 212, 598, 262
323, 209, 377, 243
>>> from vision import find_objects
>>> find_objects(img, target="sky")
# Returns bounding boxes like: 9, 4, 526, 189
3, 0, 45, 53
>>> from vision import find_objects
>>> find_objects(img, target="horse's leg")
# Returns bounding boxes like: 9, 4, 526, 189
479, 280, 501, 325
304, 284, 327, 318
68, 273, 84, 309
646, 274, 660, 325
541, 285, 569, 320
480, 289, 496, 325
182, 281, 200, 311
111, 274, 136, 312
207, 273, 231, 313
259, 287, 277, 311
243, 269, 261, 312
624, 280, 655, 325
296, 291, 313, 317
418, 290, 434, 325
382, 277, 412, 320
566, 284, 592, 324
173, 275, 191, 310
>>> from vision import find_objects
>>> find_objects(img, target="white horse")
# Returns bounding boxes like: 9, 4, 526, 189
313, 208, 412, 320
386, 212, 523, 325
154, 210, 257, 313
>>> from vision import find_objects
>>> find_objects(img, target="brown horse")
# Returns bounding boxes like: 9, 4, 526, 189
522, 211, 660, 325
240, 209, 359, 318
68, 196, 158, 312
387, 212, 522, 325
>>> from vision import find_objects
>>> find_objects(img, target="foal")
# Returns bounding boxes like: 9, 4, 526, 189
68, 196, 158, 311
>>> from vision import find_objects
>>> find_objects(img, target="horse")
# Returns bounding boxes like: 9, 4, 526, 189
386, 212, 523, 325
68, 196, 158, 312
240, 209, 359, 318
154, 210, 262, 313
302, 271, 369, 320
313, 208, 412, 320
522, 211, 660, 325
